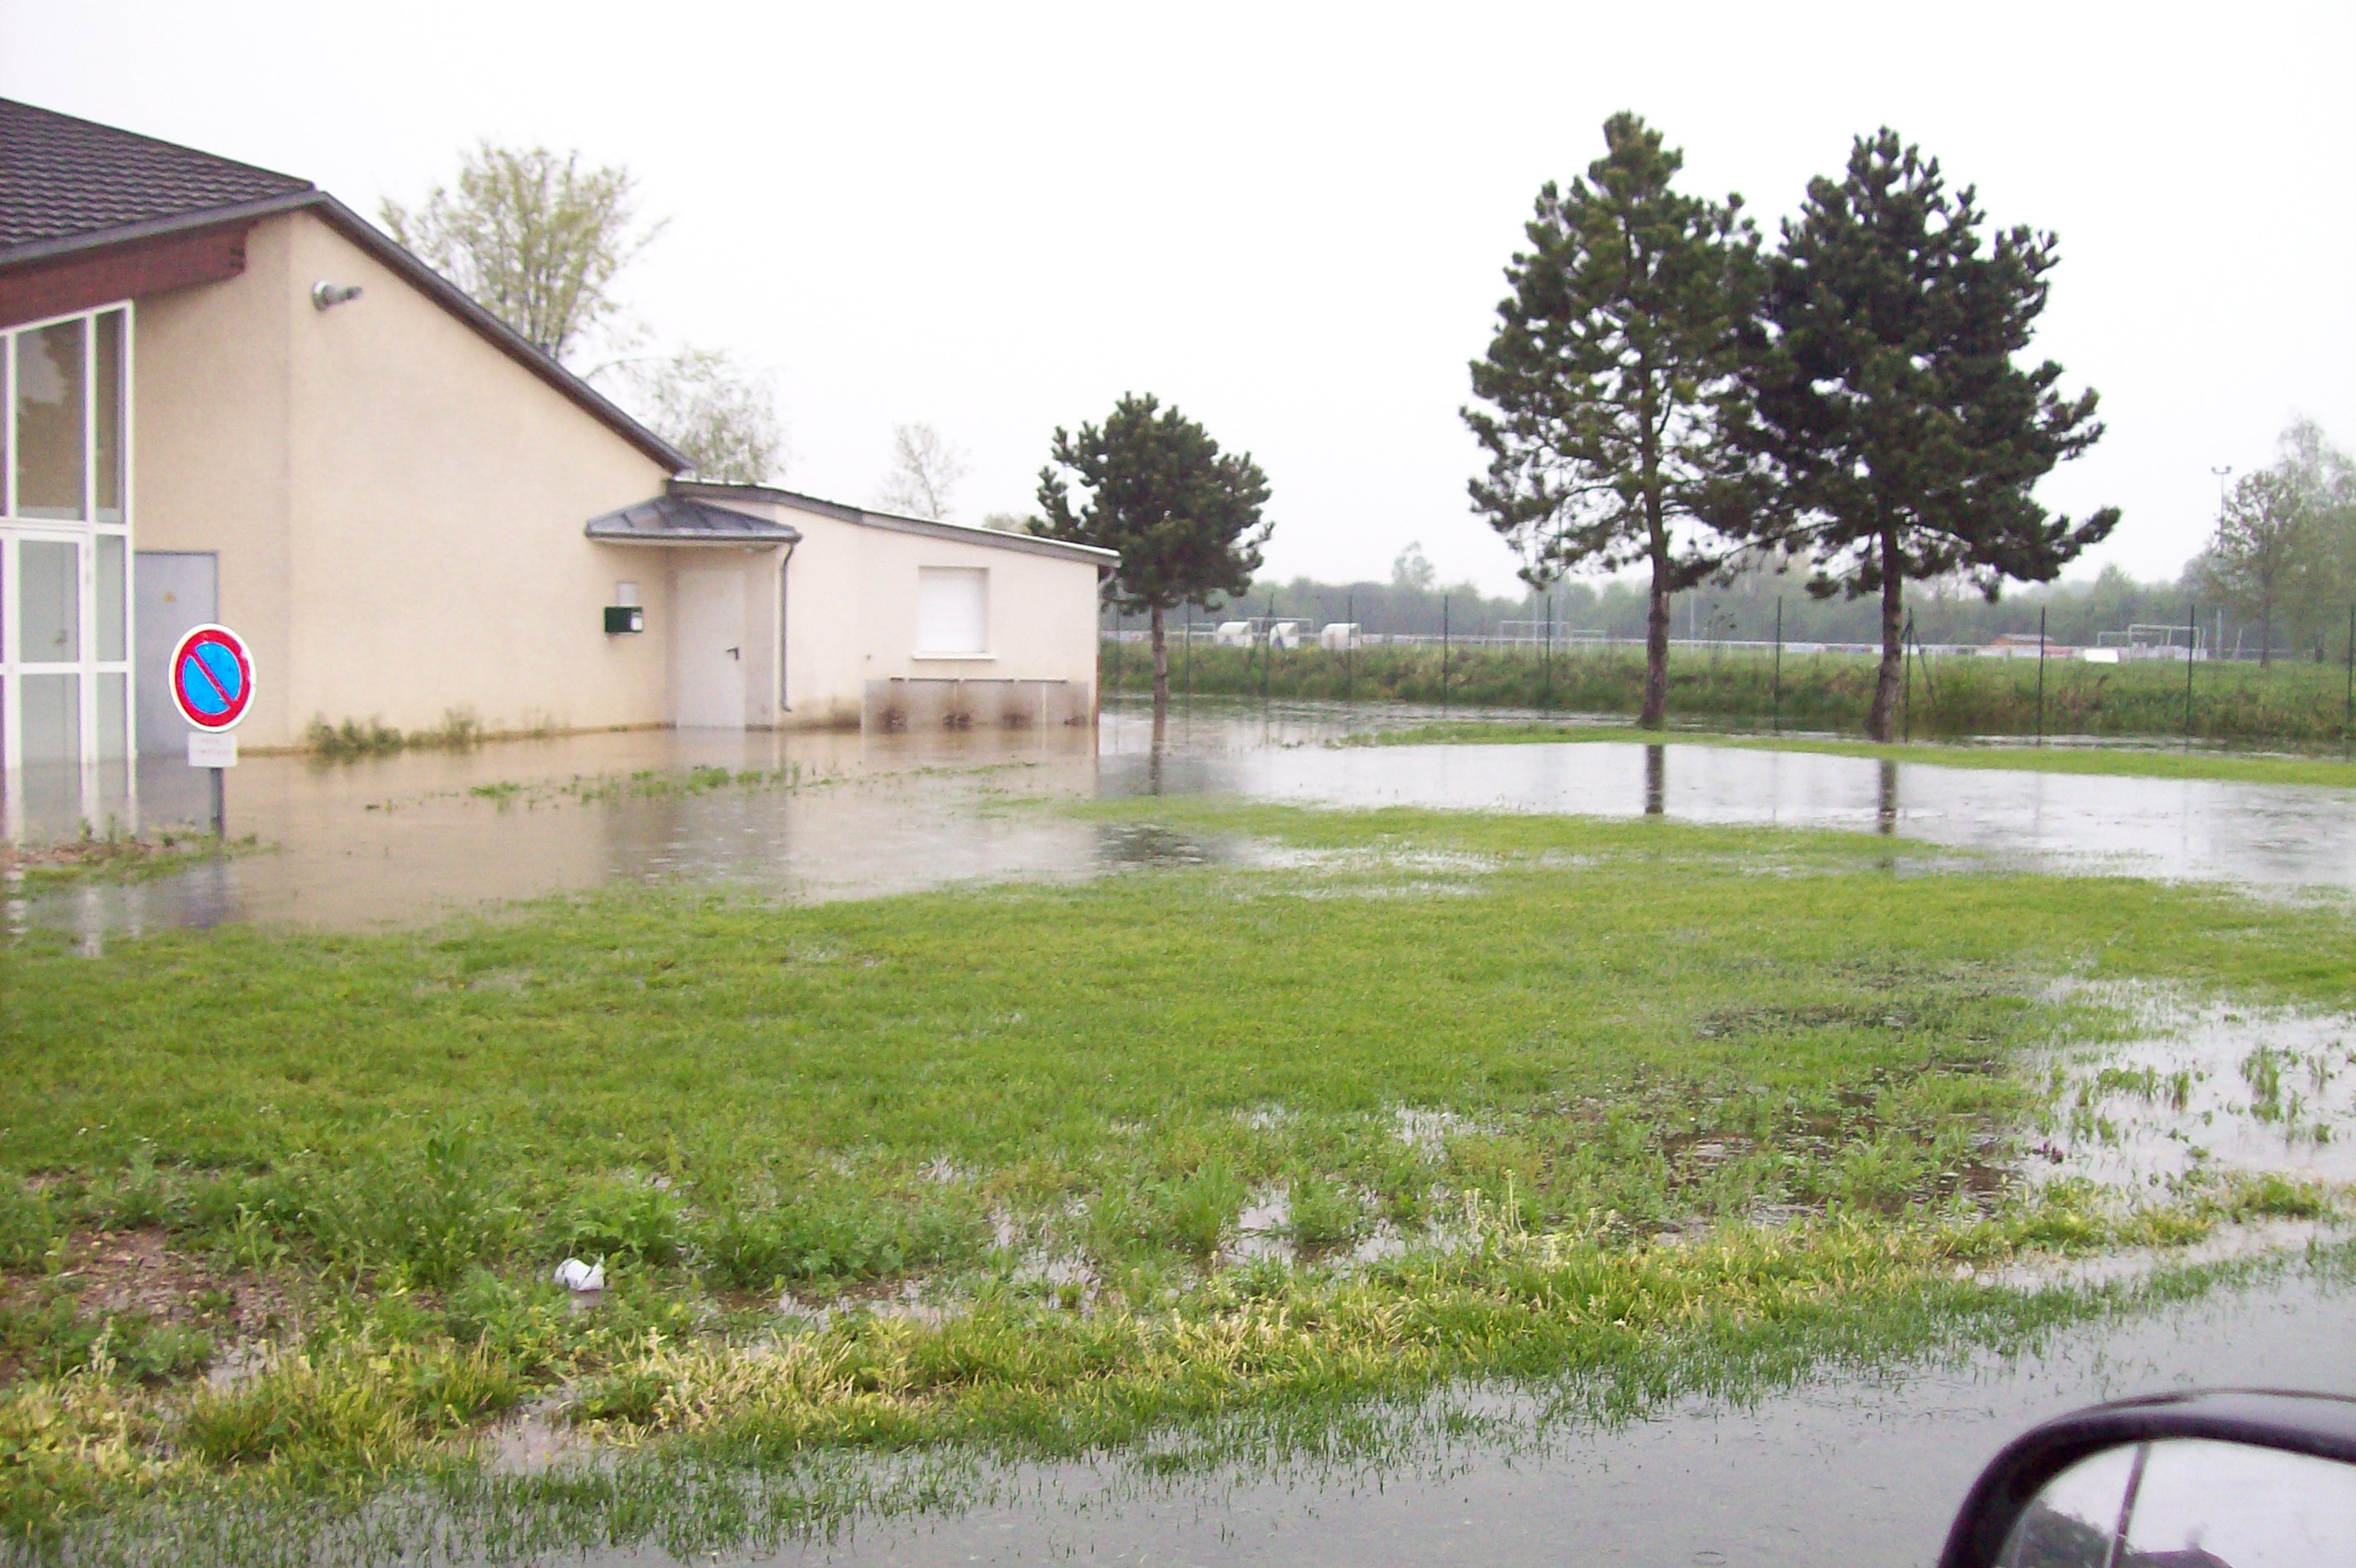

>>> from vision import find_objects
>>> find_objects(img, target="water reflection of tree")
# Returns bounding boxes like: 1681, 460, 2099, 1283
1644, 743, 1665, 816
2003, 1501, 2239, 1568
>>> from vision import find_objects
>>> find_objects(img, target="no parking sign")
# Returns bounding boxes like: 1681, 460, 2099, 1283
170, 624, 253, 782
169, 624, 255, 733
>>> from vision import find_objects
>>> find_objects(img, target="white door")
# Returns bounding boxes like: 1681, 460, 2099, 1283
673, 568, 746, 729
135, 552, 217, 753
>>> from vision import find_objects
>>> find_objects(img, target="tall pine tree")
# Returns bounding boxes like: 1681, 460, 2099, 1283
1464, 112, 1769, 728
1033, 394, 1271, 724
1740, 131, 2118, 739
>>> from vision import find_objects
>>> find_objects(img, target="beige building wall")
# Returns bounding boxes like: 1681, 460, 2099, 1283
133, 208, 674, 748
629, 495, 1106, 729
128, 211, 1104, 746
132, 214, 300, 743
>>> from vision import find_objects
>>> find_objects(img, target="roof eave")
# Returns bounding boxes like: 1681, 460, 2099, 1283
0, 191, 690, 476
303, 197, 688, 474
669, 480, 1123, 568
0, 189, 322, 272
587, 531, 798, 547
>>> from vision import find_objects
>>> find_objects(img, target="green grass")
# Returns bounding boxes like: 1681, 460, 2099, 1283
1344, 721, 2356, 788
2, 804, 2352, 1548
0, 831, 262, 887
1118, 642, 2356, 745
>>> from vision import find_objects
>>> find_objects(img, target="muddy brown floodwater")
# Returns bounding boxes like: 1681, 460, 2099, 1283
8, 700, 2356, 939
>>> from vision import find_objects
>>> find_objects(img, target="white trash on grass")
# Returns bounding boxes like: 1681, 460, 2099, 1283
553, 1257, 606, 1293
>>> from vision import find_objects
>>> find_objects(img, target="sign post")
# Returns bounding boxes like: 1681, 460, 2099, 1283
168, 624, 255, 837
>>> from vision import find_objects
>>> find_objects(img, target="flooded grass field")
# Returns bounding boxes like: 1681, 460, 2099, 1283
3, 700, 2354, 1565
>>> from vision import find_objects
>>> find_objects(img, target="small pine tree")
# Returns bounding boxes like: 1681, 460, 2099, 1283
1033, 394, 1272, 720
1739, 130, 2119, 739
1464, 112, 1769, 729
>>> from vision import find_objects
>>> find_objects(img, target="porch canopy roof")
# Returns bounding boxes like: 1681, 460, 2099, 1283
583, 494, 802, 547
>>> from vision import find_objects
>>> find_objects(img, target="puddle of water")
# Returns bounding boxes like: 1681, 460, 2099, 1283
10, 700, 2356, 939
558, 1250, 2356, 1568
2030, 988, 2356, 1189
1109, 725, 2356, 892
486, 1392, 597, 1477
1226, 1185, 1295, 1265
1394, 1106, 1475, 1159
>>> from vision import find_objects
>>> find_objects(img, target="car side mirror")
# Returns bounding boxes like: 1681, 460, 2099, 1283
1939, 1391, 2356, 1568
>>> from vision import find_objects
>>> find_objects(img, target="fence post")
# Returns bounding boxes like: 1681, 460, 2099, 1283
1442, 595, 1451, 714
2344, 602, 2354, 758
1544, 587, 1554, 712
1347, 591, 1356, 704
1185, 604, 1193, 708
1263, 594, 1276, 704
1902, 611, 1914, 744
2184, 600, 2198, 750
2036, 605, 2047, 748
1772, 596, 1783, 734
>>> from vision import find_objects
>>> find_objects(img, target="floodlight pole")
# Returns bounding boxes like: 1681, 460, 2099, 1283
1441, 595, 1450, 714
2184, 600, 2199, 750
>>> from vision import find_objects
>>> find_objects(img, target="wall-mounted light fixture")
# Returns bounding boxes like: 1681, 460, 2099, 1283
606, 580, 644, 635
311, 280, 365, 310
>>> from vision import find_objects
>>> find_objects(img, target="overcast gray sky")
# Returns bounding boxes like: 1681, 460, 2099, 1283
7, 1, 2350, 596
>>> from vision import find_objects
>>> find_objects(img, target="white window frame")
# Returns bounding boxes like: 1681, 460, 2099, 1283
1, 300, 136, 782
913, 565, 992, 659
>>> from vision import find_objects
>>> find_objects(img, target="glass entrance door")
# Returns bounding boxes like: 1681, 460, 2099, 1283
2, 301, 135, 832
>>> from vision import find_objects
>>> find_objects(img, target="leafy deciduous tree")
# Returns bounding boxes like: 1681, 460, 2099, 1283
626, 347, 786, 485
381, 144, 661, 367
1391, 541, 1438, 591
1465, 112, 1768, 728
2198, 419, 2356, 663
1739, 130, 2118, 739
875, 423, 971, 520
1033, 394, 1271, 720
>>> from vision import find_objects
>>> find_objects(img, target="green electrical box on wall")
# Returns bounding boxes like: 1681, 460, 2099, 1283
605, 605, 644, 634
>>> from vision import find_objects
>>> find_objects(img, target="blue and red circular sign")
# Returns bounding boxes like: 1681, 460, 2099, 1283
169, 624, 256, 731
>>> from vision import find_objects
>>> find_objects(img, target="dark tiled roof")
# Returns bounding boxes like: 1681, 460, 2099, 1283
0, 98, 313, 256
585, 494, 803, 545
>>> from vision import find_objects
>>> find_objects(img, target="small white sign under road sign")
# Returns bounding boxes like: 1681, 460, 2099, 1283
187, 731, 239, 768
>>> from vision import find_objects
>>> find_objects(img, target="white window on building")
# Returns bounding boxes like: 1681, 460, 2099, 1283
916, 566, 989, 657
2, 303, 135, 784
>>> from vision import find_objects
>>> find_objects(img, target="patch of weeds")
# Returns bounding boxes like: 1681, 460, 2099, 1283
560, 761, 816, 805
306, 708, 481, 761
1089, 1163, 1250, 1261
180, 1341, 522, 1479
0, 1182, 65, 1270
2, 829, 257, 889
0, 1298, 212, 1384
562, 1177, 688, 1269
305, 716, 405, 758
1285, 1174, 1365, 1247
2218, 1173, 2330, 1220
697, 1188, 978, 1290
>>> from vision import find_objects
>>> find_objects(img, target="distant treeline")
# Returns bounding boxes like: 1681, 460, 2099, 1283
1104, 559, 2344, 659
1103, 643, 2356, 746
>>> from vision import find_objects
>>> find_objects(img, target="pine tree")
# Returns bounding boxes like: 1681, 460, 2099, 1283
1464, 112, 1769, 729
1033, 394, 1272, 723
1740, 130, 2118, 740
